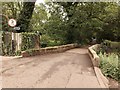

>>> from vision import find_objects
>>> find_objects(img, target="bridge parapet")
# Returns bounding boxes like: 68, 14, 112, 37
88, 44, 109, 88
22, 43, 78, 57
88, 44, 101, 67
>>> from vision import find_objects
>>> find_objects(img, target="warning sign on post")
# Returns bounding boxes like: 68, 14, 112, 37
8, 19, 17, 27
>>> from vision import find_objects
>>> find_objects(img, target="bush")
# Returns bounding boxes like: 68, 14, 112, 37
21, 32, 39, 51
99, 52, 119, 82
104, 40, 120, 50
15, 50, 21, 56
100, 40, 120, 54
40, 35, 50, 48
41, 35, 63, 47
47, 40, 62, 46
41, 42, 47, 48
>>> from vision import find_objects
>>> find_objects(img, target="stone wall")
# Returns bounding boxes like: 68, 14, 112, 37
88, 44, 101, 67
22, 44, 78, 57
88, 44, 109, 88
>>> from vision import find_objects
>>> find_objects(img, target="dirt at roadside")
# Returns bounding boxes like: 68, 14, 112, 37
108, 78, 119, 89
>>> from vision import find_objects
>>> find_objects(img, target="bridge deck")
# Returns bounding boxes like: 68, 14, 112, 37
2, 48, 102, 88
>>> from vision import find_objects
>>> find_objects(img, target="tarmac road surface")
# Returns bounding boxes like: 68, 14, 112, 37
2, 48, 102, 88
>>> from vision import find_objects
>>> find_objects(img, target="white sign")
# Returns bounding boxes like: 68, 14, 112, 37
13, 27, 20, 30
8, 19, 17, 27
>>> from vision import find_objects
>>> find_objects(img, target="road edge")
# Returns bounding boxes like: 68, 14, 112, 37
88, 44, 109, 89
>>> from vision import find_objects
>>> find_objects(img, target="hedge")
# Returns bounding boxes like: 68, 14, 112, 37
21, 32, 39, 51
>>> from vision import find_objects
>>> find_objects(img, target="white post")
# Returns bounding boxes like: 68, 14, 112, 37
15, 33, 22, 51
12, 32, 14, 40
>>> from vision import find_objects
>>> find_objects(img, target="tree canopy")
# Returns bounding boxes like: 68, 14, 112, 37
2, 1, 120, 45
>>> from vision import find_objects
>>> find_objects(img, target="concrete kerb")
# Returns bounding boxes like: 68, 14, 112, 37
88, 44, 109, 89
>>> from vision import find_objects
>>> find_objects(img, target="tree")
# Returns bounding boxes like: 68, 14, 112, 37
16, 1, 36, 32
30, 3, 48, 32
2, 2, 23, 32
55, 2, 119, 43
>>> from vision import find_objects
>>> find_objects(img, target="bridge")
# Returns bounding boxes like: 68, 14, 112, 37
1, 47, 108, 88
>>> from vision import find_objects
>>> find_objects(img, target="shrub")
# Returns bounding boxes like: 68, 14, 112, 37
15, 50, 21, 56
47, 40, 61, 47
40, 35, 50, 47
21, 32, 39, 51
104, 40, 120, 50
99, 52, 119, 82
100, 40, 120, 54
41, 42, 47, 48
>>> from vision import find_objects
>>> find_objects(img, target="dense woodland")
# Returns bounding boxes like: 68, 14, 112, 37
2, 2, 120, 46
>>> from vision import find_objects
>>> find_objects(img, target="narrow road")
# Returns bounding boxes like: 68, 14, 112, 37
2, 48, 102, 88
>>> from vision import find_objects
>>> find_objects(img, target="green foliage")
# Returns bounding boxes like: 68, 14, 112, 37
2, 2, 23, 32
21, 32, 38, 51
43, 2, 119, 44
100, 40, 120, 54
98, 40, 120, 82
30, 4, 47, 32
16, 2, 36, 32
2, 43, 12, 56
2, 2, 120, 55
99, 52, 119, 82
47, 40, 62, 46
26, 49, 37, 56
40, 35, 49, 47
15, 50, 21, 56
41, 35, 64, 47
2, 32, 12, 55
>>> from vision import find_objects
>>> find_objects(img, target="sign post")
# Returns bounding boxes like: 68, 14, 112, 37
8, 19, 17, 52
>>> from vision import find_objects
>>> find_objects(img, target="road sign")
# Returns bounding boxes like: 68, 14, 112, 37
13, 27, 20, 30
8, 19, 17, 27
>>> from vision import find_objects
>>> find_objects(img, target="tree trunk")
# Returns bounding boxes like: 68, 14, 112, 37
16, 1, 36, 32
